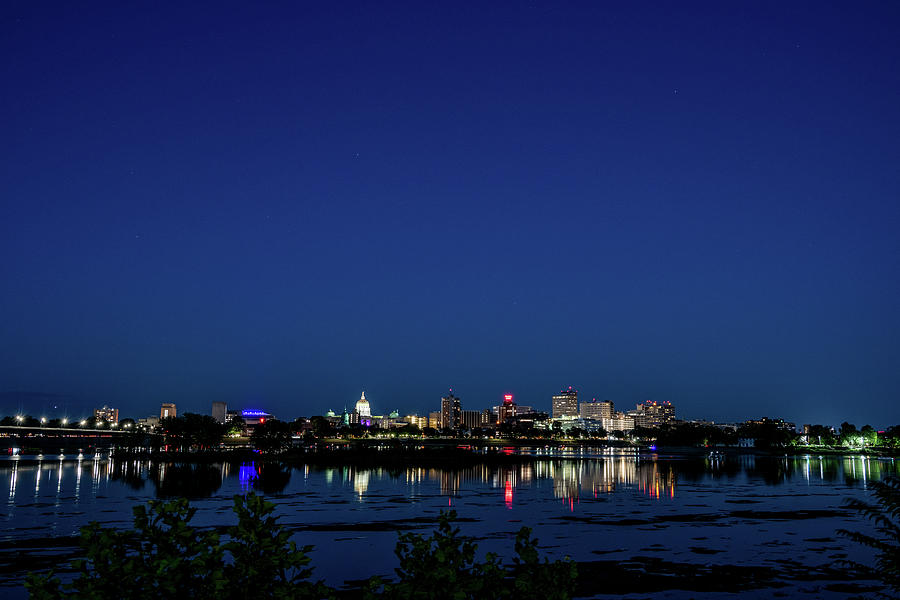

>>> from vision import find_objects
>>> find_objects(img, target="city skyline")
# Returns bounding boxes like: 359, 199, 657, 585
2, 3, 899, 428
0, 384, 883, 431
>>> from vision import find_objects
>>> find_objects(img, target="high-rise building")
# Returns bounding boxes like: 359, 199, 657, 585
428, 411, 442, 429
635, 400, 675, 427
552, 387, 579, 418
211, 401, 227, 423
440, 393, 461, 430
94, 406, 119, 424
160, 403, 176, 419
461, 410, 482, 430
498, 394, 516, 424
580, 399, 614, 420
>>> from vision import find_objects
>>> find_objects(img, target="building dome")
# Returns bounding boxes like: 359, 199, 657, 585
355, 391, 371, 417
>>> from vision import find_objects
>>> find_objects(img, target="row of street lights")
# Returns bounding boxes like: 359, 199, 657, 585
11, 415, 132, 429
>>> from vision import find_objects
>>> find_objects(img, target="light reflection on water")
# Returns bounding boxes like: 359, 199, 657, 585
1, 451, 899, 598
1, 452, 897, 513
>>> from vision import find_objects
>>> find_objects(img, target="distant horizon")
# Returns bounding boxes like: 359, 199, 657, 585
0, 386, 887, 431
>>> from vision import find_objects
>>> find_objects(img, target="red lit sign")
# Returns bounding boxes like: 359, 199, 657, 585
503, 394, 513, 403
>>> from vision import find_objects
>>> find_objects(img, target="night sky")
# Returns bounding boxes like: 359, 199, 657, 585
1, 2, 898, 427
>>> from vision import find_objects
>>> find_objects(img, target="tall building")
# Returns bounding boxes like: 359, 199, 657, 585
440, 393, 461, 430
552, 387, 579, 418
635, 400, 675, 428
580, 399, 613, 420
428, 411, 442, 429
160, 403, 176, 419
94, 406, 119, 424
461, 410, 482, 430
498, 394, 516, 424
211, 401, 227, 423
355, 391, 371, 419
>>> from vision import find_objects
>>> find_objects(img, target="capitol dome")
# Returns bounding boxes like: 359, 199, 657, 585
355, 391, 371, 417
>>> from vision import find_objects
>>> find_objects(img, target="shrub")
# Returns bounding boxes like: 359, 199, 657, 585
838, 476, 900, 593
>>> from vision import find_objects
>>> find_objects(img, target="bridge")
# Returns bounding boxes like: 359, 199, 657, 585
0, 425, 161, 453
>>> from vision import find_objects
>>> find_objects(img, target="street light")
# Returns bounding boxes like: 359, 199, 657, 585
15, 415, 23, 425
40, 417, 47, 426
61, 418, 68, 426
80, 420, 87, 427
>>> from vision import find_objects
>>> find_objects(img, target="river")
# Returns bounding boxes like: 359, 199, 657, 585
1, 449, 895, 598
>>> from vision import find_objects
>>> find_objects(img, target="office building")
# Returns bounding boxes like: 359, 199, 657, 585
635, 400, 676, 428
94, 406, 119, 424
552, 387, 579, 418
498, 394, 516, 424
440, 393, 461, 429
461, 410, 482, 430
212, 401, 227, 423
160, 403, 177, 419
580, 399, 613, 420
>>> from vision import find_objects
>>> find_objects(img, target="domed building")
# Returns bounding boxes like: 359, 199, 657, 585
355, 391, 371, 418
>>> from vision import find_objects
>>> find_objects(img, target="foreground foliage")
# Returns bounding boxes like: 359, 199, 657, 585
838, 476, 900, 594
26, 497, 576, 600
371, 510, 576, 600
26, 493, 327, 600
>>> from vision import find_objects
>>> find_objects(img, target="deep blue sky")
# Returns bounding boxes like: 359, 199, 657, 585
1, 2, 898, 427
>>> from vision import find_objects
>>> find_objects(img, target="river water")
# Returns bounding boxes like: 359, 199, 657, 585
0, 449, 895, 598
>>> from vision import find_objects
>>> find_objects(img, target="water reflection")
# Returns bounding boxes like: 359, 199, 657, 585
1, 453, 898, 509
319, 452, 898, 509
150, 463, 223, 498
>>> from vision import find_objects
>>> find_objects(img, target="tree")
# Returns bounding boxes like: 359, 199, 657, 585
374, 510, 577, 600
308, 416, 332, 438
838, 477, 900, 593
26, 500, 575, 600
227, 416, 246, 437
25, 493, 327, 600
251, 419, 293, 453
861, 425, 878, 447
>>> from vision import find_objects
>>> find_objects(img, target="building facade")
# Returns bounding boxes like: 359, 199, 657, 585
94, 406, 119, 424
440, 393, 461, 429
355, 391, 371, 418
211, 401, 227, 423
552, 387, 579, 418
580, 399, 613, 420
160, 403, 176, 419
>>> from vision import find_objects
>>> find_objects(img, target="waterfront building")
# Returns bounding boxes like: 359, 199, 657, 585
461, 410, 482, 430
211, 401, 227, 423
137, 416, 159, 430
497, 394, 517, 424
552, 387, 579, 418
580, 399, 614, 420
241, 409, 272, 426
94, 406, 119, 424
602, 411, 635, 433
440, 393, 461, 429
160, 403, 176, 419
744, 416, 796, 432
403, 415, 427, 429
635, 400, 675, 427
428, 411, 442, 429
